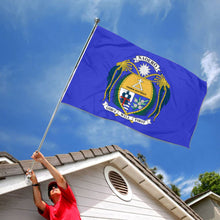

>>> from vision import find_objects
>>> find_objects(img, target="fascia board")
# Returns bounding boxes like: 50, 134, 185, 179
0, 152, 121, 195
188, 191, 220, 206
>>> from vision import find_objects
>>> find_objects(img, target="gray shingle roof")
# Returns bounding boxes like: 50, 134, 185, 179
185, 190, 211, 204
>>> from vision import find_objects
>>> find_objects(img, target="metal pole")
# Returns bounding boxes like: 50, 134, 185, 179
27, 18, 100, 177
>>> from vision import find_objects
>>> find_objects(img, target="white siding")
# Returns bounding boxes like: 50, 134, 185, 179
0, 162, 179, 220
191, 198, 220, 220
0, 186, 43, 220
66, 163, 178, 220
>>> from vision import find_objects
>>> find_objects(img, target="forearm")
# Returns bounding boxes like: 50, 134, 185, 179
26, 169, 44, 205
41, 158, 66, 188
31, 151, 67, 189
30, 176, 46, 211
32, 184, 44, 206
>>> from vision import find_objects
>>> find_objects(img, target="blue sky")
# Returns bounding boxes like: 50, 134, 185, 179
0, 0, 220, 200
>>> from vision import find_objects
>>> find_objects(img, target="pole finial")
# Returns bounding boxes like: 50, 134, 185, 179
95, 18, 100, 24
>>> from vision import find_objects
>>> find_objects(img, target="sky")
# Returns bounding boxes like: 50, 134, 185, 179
0, 0, 220, 201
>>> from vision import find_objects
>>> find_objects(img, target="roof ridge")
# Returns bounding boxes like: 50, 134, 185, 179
185, 190, 212, 204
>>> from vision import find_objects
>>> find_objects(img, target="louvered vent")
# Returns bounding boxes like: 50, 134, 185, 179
109, 171, 128, 195
104, 166, 132, 201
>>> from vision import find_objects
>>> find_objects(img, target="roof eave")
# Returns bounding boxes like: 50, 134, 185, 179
187, 191, 220, 206
0, 151, 121, 195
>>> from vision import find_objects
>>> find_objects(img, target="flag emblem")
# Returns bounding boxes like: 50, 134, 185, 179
103, 56, 170, 124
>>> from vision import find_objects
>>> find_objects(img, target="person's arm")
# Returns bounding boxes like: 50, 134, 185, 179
31, 151, 67, 189
26, 169, 46, 212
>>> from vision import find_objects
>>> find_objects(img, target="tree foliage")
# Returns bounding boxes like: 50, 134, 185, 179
137, 153, 164, 180
170, 184, 181, 197
137, 153, 148, 167
149, 166, 164, 181
191, 171, 220, 197
137, 153, 181, 197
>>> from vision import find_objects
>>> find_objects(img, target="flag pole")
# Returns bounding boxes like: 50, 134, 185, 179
27, 18, 100, 179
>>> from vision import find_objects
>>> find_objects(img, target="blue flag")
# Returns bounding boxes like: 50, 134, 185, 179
62, 26, 207, 147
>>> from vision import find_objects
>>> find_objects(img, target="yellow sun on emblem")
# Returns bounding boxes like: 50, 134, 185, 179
139, 64, 150, 77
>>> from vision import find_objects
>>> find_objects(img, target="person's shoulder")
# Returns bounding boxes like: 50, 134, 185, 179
38, 202, 51, 218
59, 183, 76, 203
59, 183, 73, 194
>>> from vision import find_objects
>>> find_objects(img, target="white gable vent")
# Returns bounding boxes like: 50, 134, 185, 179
104, 166, 132, 201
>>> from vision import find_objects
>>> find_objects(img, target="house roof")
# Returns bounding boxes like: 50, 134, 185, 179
185, 190, 220, 206
0, 151, 19, 164
0, 145, 202, 220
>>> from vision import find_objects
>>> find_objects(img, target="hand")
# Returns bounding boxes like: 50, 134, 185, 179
31, 151, 46, 163
26, 169, 38, 184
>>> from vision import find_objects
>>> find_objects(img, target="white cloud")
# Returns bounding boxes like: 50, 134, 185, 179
184, 1, 220, 114
153, 167, 198, 198
177, 169, 220, 198
173, 176, 184, 185
0, 129, 57, 150
200, 51, 220, 113
202, 90, 220, 113
0, 0, 123, 31
0, 0, 37, 27
178, 178, 197, 197
74, 114, 150, 148
154, 167, 171, 185
0, 0, 173, 33
186, 1, 220, 48
201, 51, 220, 88
32, 58, 72, 104
136, 0, 172, 19
76, 0, 122, 24
54, 106, 151, 149
153, 167, 220, 199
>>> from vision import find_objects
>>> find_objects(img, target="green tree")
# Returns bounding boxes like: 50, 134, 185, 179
191, 171, 220, 197
137, 153, 148, 167
137, 154, 164, 180
150, 166, 157, 174
136, 153, 181, 196
170, 184, 181, 197
156, 173, 164, 181
150, 166, 164, 181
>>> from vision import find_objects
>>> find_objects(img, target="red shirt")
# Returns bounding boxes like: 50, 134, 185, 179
39, 184, 81, 220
